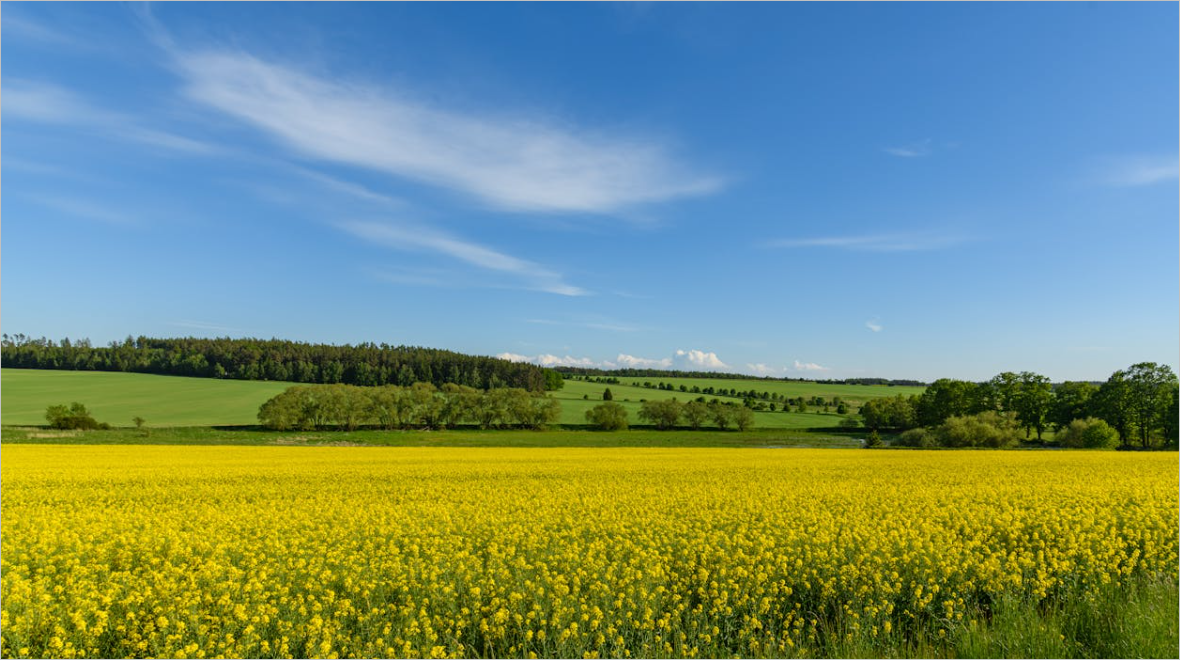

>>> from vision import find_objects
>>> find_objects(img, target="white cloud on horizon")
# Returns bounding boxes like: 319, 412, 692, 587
746, 363, 780, 375
496, 352, 600, 368
768, 232, 968, 252
674, 348, 729, 370
341, 221, 585, 296
496, 349, 721, 371
793, 360, 830, 372
616, 353, 673, 369
176, 50, 723, 214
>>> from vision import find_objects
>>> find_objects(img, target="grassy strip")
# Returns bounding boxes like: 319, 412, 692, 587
904, 578, 1178, 659
0, 425, 874, 447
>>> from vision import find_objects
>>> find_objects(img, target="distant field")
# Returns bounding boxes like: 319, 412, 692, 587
575, 375, 925, 405
551, 379, 847, 428
1, 368, 917, 430
0, 369, 292, 427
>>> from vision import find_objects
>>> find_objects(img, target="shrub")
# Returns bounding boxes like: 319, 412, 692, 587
1057, 417, 1119, 449
934, 411, 1021, 448
865, 429, 884, 448
585, 402, 629, 431
896, 427, 937, 448
45, 402, 108, 430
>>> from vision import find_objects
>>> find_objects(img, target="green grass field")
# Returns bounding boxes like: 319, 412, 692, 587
551, 379, 850, 428
572, 374, 925, 405
0, 369, 293, 427
1, 368, 921, 430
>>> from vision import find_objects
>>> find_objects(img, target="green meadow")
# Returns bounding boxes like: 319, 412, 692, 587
1, 368, 920, 430
579, 374, 925, 405
0, 369, 293, 427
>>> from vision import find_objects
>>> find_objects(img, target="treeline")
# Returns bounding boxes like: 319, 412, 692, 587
258, 384, 561, 431
860, 363, 1178, 449
559, 368, 923, 386
1, 334, 560, 392
619, 379, 851, 412
585, 399, 755, 432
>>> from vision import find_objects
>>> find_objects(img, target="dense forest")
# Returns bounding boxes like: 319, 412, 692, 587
0, 335, 560, 392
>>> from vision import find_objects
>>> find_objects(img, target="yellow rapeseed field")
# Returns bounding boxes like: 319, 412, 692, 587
1, 446, 1176, 659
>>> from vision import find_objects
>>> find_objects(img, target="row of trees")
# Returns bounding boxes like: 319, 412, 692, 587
257, 384, 561, 431
559, 367, 922, 387
894, 414, 1120, 450
861, 363, 1178, 448
585, 400, 755, 431
2, 334, 560, 392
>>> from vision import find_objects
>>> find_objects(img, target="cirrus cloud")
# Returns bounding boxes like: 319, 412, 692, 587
176, 50, 723, 214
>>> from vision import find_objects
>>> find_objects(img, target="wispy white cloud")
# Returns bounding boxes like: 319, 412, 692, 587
768, 232, 968, 252
884, 138, 933, 158
866, 319, 883, 333
674, 349, 729, 370
792, 360, 830, 372
1099, 155, 1179, 187
0, 14, 88, 49
24, 195, 138, 226
2, 80, 218, 155
341, 221, 585, 296
290, 166, 406, 208
368, 268, 450, 288
176, 50, 723, 214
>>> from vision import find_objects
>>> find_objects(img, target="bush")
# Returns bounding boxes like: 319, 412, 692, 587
1057, 417, 1119, 449
934, 411, 1021, 448
585, 402, 629, 431
45, 402, 108, 430
865, 429, 884, 448
896, 427, 938, 448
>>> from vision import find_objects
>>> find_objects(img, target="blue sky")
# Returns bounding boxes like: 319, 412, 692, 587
2, 1, 1177, 382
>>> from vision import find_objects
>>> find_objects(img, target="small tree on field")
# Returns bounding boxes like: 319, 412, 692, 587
683, 400, 709, 430
865, 429, 884, 448
602, 388, 614, 401
585, 401, 628, 431
639, 399, 682, 430
709, 401, 733, 430
732, 406, 755, 431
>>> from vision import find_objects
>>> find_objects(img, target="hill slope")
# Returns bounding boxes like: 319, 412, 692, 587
1, 369, 293, 427
2, 369, 923, 429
